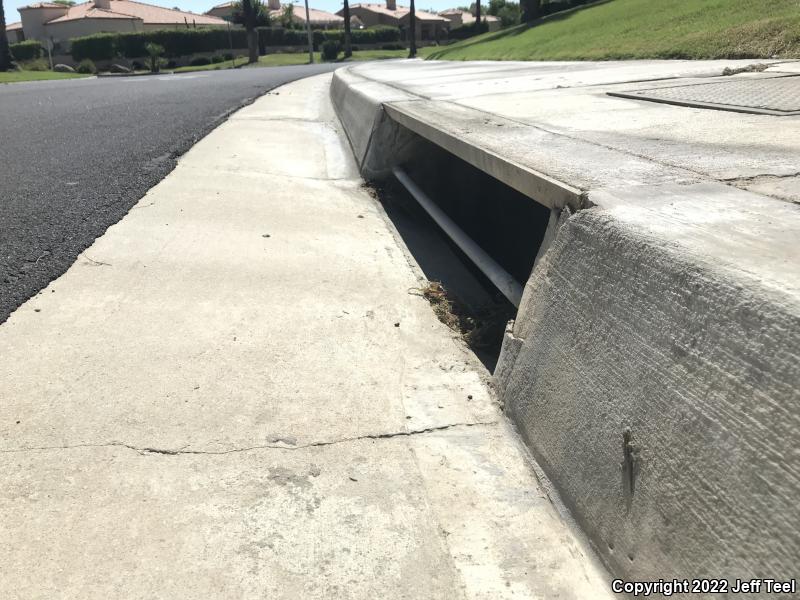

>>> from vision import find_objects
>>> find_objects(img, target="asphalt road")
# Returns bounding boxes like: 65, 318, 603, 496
0, 63, 339, 323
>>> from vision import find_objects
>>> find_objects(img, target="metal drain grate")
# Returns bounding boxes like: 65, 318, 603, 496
609, 75, 800, 116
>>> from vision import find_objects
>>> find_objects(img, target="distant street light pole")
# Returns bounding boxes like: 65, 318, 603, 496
46, 37, 54, 71
227, 22, 236, 68
304, 0, 314, 64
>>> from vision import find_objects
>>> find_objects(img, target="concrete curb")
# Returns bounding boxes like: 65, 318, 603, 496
330, 60, 800, 588
330, 67, 420, 179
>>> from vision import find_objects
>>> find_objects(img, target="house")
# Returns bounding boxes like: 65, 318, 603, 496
439, 8, 501, 31
207, 0, 352, 30
14, 0, 228, 46
6, 21, 26, 43
337, 1, 449, 41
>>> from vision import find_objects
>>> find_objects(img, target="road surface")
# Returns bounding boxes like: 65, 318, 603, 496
0, 64, 337, 323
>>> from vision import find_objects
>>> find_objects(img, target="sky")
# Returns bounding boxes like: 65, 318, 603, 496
7, 0, 458, 23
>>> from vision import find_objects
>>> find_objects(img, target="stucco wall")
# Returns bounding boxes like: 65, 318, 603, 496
347, 7, 398, 28
19, 6, 68, 42
45, 18, 142, 44
8, 29, 26, 44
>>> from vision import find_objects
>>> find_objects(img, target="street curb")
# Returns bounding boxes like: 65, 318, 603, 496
330, 61, 800, 584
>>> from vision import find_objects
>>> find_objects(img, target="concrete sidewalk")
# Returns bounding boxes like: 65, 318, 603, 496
0, 73, 611, 599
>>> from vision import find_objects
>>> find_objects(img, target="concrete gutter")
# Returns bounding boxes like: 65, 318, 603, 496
330, 59, 800, 588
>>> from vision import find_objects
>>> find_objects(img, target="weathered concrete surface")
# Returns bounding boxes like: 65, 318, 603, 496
505, 183, 800, 585
0, 73, 611, 599
332, 59, 800, 206
330, 60, 800, 591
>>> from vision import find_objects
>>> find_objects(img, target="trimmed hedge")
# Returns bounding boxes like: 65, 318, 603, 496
257, 26, 317, 52
321, 39, 341, 61
318, 26, 400, 45
541, 0, 598, 15
70, 33, 118, 61
70, 25, 402, 61
72, 29, 248, 61
258, 25, 400, 50
449, 20, 489, 40
10, 40, 43, 61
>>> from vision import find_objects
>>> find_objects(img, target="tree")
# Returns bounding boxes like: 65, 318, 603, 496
144, 42, 165, 73
278, 4, 295, 28
236, 0, 264, 63
520, 0, 540, 23
0, 0, 12, 72
342, 0, 352, 58
488, 0, 520, 26
408, 0, 416, 58
474, 0, 480, 25
231, 0, 270, 27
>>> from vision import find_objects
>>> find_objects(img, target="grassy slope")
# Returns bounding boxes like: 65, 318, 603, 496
427, 0, 800, 61
0, 70, 89, 84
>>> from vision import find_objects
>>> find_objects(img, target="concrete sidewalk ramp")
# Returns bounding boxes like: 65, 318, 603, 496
0, 73, 611, 599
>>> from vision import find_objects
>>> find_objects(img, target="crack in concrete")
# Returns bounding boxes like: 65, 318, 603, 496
0, 421, 497, 457
721, 171, 800, 183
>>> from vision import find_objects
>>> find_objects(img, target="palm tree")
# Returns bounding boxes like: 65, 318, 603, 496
408, 0, 416, 58
0, 0, 13, 72
239, 0, 261, 63
475, 0, 481, 26
342, 0, 352, 58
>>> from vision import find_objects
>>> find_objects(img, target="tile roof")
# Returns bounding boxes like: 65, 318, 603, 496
272, 4, 344, 24
43, 1, 229, 25
6, 21, 24, 30
439, 9, 499, 23
346, 3, 447, 22
18, 2, 67, 8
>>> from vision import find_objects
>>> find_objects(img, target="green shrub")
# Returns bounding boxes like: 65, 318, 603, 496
541, 0, 597, 16
189, 56, 212, 66
20, 58, 49, 71
71, 28, 248, 61
117, 28, 247, 58
321, 39, 341, 61
449, 20, 489, 40
76, 58, 97, 74
144, 42, 165, 72
352, 26, 401, 44
381, 43, 404, 50
318, 26, 401, 45
71, 33, 116, 61
69, 25, 401, 62
210, 54, 224, 63
257, 26, 321, 50
10, 40, 43, 61
223, 52, 235, 61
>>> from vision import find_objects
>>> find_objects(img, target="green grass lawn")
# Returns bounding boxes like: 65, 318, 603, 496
0, 70, 89, 84
427, 0, 800, 61
173, 49, 415, 73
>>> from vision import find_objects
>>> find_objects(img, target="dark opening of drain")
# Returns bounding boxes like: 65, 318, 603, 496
372, 135, 551, 369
